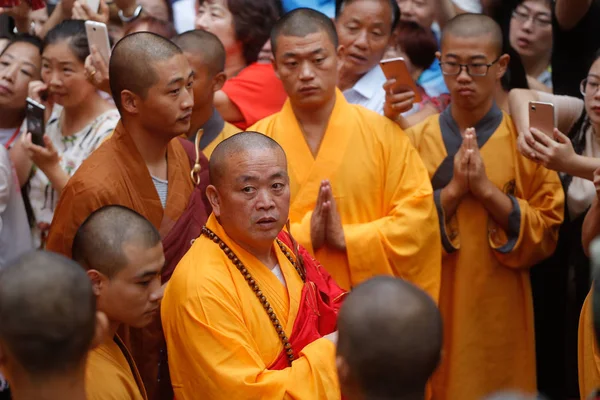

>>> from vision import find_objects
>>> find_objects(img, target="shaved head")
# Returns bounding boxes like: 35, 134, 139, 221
209, 131, 287, 187
271, 8, 339, 56
172, 30, 225, 76
72, 205, 161, 278
109, 32, 183, 111
0, 251, 96, 379
442, 13, 503, 55
337, 276, 442, 399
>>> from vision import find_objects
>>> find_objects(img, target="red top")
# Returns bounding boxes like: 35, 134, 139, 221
221, 62, 287, 130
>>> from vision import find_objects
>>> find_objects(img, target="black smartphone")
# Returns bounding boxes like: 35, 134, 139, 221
26, 97, 45, 147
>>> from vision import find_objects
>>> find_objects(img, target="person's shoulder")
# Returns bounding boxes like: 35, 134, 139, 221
349, 104, 417, 143
85, 344, 139, 400
248, 111, 281, 134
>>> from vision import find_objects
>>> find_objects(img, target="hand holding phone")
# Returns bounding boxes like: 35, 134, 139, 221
380, 57, 422, 103
85, 21, 111, 66
26, 98, 46, 147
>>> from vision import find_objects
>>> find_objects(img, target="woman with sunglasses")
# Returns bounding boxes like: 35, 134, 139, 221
509, 50, 600, 399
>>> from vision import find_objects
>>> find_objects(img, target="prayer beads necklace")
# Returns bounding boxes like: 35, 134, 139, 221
200, 226, 305, 365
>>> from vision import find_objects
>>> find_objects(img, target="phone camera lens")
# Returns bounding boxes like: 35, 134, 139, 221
531, 105, 536, 111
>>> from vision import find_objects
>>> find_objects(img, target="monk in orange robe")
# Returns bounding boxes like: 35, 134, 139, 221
46, 33, 210, 400
73, 205, 165, 400
172, 30, 240, 159
405, 14, 564, 400
162, 132, 346, 399
579, 172, 600, 400
250, 8, 441, 298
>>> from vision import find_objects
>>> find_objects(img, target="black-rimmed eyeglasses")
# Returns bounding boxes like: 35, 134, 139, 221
440, 56, 501, 77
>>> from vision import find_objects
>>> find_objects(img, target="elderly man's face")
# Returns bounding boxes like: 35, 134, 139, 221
209, 147, 290, 252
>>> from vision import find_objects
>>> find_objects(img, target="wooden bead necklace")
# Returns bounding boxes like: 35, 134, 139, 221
200, 226, 305, 365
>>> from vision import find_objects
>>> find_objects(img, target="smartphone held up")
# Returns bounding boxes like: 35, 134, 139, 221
26, 97, 45, 148
529, 101, 555, 138
84, 21, 111, 66
380, 57, 422, 104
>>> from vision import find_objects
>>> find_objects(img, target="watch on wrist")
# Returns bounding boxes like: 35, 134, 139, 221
118, 4, 142, 22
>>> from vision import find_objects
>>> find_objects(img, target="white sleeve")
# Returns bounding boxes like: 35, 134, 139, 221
452, 0, 483, 13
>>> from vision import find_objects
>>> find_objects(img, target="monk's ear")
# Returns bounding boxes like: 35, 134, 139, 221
121, 90, 139, 115
212, 72, 227, 93
336, 354, 350, 391
87, 270, 107, 296
206, 185, 221, 217
495, 53, 510, 80
90, 311, 109, 350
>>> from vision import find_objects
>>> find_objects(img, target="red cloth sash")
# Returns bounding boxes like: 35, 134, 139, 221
161, 138, 211, 283
269, 231, 347, 370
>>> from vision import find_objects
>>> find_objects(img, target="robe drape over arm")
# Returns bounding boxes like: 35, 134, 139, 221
579, 289, 600, 400
250, 90, 441, 299
162, 215, 341, 400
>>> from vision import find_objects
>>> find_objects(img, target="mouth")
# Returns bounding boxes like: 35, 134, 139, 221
591, 106, 600, 113
457, 87, 475, 96
298, 86, 319, 95
348, 53, 368, 64
256, 216, 278, 228
145, 306, 159, 315
516, 37, 531, 48
178, 112, 192, 122
0, 83, 13, 95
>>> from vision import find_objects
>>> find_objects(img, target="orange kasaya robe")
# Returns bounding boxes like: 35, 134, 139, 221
85, 335, 147, 400
579, 288, 600, 399
250, 89, 441, 300
46, 121, 211, 400
161, 214, 346, 400
407, 105, 564, 400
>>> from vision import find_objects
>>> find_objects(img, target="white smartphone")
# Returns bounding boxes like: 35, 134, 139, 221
85, 21, 111, 66
86, 0, 100, 13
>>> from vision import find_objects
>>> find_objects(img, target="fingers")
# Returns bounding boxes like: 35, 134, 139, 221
530, 127, 553, 147
314, 181, 326, 215
553, 128, 569, 144
518, 133, 537, 160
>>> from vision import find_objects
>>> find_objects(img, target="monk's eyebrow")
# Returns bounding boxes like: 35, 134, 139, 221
135, 270, 160, 279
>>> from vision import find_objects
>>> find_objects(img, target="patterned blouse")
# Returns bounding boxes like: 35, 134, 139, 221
28, 104, 119, 247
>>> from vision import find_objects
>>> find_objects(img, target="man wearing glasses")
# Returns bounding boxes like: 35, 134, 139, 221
406, 13, 564, 400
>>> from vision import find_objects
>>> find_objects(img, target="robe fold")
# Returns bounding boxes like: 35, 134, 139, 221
85, 335, 147, 400
46, 121, 211, 400
407, 106, 564, 400
579, 289, 600, 400
161, 214, 345, 400
250, 89, 441, 298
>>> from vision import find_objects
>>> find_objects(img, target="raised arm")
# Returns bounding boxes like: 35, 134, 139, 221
555, 0, 593, 31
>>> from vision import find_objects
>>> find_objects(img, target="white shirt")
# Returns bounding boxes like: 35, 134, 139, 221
343, 65, 387, 115
28, 105, 119, 247
271, 263, 286, 286
452, 0, 482, 13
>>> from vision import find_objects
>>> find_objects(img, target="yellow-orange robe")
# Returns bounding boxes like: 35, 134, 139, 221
161, 214, 341, 400
407, 105, 564, 400
250, 89, 441, 299
86, 335, 147, 400
579, 289, 600, 399
46, 121, 210, 400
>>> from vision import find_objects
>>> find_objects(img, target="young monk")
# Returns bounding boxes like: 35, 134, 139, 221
162, 132, 346, 399
172, 30, 240, 158
72, 205, 164, 400
337, 276, 442, 400
0, 251, 107, 400
250, 8, 441, 298
404, 13, 564, 400
45, 32, 210, 399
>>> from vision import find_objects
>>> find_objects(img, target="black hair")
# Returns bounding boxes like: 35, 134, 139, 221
0, 33, 43, 57
335, 0, 401, 31
44, 20, 89, 64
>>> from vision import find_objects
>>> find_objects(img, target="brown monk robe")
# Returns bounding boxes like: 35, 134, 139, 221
45, 33, 210, 400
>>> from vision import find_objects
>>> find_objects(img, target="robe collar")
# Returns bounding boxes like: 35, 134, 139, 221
192, 107, 225, 150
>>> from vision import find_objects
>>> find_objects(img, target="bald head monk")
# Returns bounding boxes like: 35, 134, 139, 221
73, 205, 164, 400
162, 131, 347, 400
46, 32, 211, 399
250, 8, 442, 299
405, 12, 563, 400
0, 251, 107, 400
337, 276, 442, 400
172, 30, 240, 158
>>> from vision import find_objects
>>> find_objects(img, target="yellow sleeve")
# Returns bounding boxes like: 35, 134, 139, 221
163, 277, 340, 400
342, 127, 442, 302
488, 157, 564, 269
579, 289, 600, 399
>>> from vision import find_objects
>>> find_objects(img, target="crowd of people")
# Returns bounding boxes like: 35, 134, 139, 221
0, 0, 600, 399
